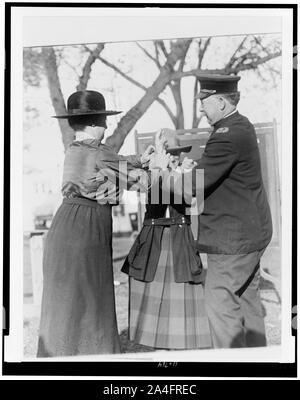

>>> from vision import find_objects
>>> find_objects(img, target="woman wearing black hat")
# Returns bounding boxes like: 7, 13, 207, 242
122, 131, 212, 350
37, 90, 161, 357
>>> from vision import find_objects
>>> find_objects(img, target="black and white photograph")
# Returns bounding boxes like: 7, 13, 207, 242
2, 3, 297, 378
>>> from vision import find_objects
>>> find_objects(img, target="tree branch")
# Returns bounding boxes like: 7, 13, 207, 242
154, 42, 161, 66
192, 38, 211, 127
97, 53, 147, 90
64, 58, 81, 76
156, 40, 169, 60
178, 39, 192, 71
106, 38, 192, 151
159, 98, 177, 126
199, 37, 211, 67
253, 35, 270, 56
169, 50, 282, 81
229, 51, 282, 73
77, 44, 105, 90
41, 47, 75, 150
169, 82, 184, 128
225, 36, 248, 69
136, 42, 161, 69
95, 53, 176, 125
164, 39, 193, 127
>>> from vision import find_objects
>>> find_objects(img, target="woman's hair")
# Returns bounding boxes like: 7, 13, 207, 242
68, 114, 107, 131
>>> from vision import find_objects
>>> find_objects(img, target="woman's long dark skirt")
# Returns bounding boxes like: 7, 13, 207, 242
37, 197, 121, 357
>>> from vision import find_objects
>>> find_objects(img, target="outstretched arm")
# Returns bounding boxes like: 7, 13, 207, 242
95, 144, 170, 194
158, 134, 238, 210
105, 144, 155, 169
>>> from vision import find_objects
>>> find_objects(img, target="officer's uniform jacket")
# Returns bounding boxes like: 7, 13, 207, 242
193, 111, 273, 254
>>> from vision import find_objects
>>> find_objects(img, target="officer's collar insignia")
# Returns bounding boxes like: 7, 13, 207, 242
216, 127, 229, 133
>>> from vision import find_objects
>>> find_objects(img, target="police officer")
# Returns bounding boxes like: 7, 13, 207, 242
191, 74, 273, 348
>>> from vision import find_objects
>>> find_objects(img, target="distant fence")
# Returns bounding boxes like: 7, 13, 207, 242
24, 230, 47, 305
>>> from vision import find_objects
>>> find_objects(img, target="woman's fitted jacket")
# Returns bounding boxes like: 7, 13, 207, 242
61, 139, 144, 203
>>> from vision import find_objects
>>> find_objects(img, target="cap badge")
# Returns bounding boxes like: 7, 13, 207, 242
201, 89, 217, 94
216, 127, 229, 133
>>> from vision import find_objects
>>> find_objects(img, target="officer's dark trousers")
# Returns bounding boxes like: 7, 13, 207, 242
204, 250, 267, 348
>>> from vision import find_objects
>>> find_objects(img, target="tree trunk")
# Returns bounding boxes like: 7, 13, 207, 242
106, 39, 192, 152
170, 81, 184, 129
41, 47, 74, 150
192, 77, 200, 128
77, 43, 105, 91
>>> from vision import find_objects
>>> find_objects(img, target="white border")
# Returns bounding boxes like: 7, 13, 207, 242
5, 4, 295, 368
22, 12, 282, 48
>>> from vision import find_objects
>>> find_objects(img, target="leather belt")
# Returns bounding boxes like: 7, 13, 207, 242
143, 216, 191, 226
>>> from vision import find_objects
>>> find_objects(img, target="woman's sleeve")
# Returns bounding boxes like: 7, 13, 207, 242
96, 144, 139, 172
98, 144, 142, 168
95, 145, 160, 193
118, 154, 142, 168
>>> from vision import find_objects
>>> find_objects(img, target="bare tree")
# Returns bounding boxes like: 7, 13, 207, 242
41, 47, 75, 149
24, 35, 281, 152
105, 39, 193, 150
192, 38, 211, 128
76, 43, 105, 91
25, 45, 106, 150
102, 35, 281, 151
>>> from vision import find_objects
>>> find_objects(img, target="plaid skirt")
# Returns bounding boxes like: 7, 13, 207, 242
129, 228, 212, 349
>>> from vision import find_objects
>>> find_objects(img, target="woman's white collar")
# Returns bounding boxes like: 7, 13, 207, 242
75, 131, 95, 142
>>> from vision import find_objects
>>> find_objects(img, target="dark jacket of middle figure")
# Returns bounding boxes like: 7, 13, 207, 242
122, 173, 205, 283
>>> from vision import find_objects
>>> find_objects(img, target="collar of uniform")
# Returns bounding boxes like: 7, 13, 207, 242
223, 109, 238, 119
213, 110, 239, 130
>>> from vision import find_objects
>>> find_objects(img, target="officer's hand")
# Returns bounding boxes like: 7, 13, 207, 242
141, 145, 155, 164
169, 155, 180, 170
149, 150, 170, 171
181, 157, 196, 171
154, 129, 167, 154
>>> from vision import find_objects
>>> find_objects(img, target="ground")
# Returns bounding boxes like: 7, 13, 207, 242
23, 236, 281, 357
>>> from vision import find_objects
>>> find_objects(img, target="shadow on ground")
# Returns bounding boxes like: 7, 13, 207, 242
119, 329, 154, 353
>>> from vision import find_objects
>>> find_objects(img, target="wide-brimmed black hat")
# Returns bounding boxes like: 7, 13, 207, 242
195, 74, 240, 100
52, 90, 122, 118
164, 134, 192, 156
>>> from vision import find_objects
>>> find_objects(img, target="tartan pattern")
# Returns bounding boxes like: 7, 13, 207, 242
129, 228, 212, 349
